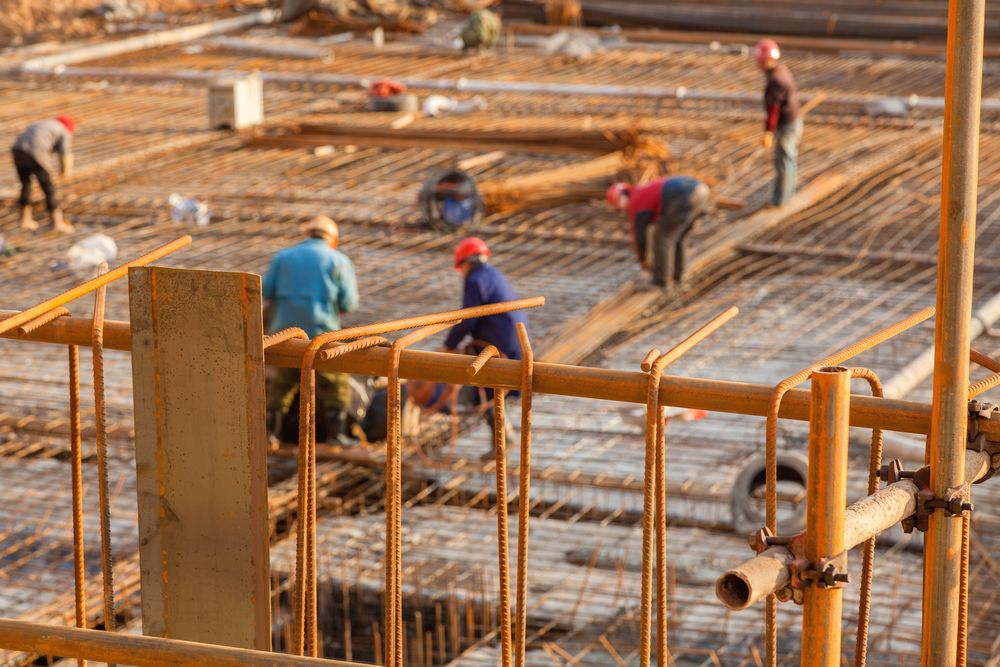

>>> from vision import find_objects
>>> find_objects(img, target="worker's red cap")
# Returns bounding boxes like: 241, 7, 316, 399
454, 237, 490, 269
755, 39, 780, 64
56, 115, 76, 133
606, 182, 630, 207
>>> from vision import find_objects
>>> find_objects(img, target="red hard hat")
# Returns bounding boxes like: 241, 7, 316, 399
454, 236, 490, 269
56, 115, 76, 133
755, 39, 780, 64
606, 182, 630, 207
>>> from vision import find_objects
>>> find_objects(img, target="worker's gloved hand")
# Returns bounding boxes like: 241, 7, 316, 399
761, 132, 774, 149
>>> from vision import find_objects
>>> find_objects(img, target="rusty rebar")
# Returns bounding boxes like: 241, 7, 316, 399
17, 307, 70, 335
467, 345, 500, 376
493, 388, 513, 667
967, 348, 1000, 398
850, 368, 884, 667
387, 322, 457, 667
294, 334, 388, 656
514, 322, 533, 667
264, 328, 308, 349
68, 344, 86, 667
639, 306, 738, 667
90, 263, 117, 660
0, 235, 192, 337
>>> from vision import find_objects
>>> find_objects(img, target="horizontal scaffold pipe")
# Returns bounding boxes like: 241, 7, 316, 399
715, 450, 993, 611
4, 311, 1000, 440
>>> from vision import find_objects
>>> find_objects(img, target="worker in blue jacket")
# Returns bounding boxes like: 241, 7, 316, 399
443, 237, 526, 362
263, 216, 360, 444
442, 237, 527, 457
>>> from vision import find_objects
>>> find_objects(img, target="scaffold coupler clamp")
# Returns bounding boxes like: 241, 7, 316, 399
967, 399, 1000, 483
879, 460, 973, 533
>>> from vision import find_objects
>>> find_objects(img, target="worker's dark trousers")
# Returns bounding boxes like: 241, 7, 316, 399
773, 118, 803, 206
651, 208, 697, 288
12, 149, 58, 211
266, 366, 351, 442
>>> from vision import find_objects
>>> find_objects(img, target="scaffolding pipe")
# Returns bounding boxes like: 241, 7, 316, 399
801, 367, 851, 667
20, 10, 279, 73
924, 0, 986, 663
7, 312, 1000, 440
715, 450, 992, 611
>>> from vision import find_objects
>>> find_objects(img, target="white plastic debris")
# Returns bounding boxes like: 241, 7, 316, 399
169, 192, 210, 226
423, 94, 488, 117
865, 97, 909, 118
539, 30, 605, 58
68, 234, 118, 272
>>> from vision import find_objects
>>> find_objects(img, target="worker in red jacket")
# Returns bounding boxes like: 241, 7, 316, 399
756, 38, 802, 206
607, 176, 712, 291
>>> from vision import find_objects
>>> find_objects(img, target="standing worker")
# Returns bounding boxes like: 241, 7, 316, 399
755, 38, 802, 207
262, 216, 360, 444
607, 176, 712, 291
12, 115, 76, 234
442, 237, 527, 457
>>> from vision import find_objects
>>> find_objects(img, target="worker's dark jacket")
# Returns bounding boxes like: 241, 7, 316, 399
763, 64, 800, 132
659, 177, 705, 223
444, 263, 527, 360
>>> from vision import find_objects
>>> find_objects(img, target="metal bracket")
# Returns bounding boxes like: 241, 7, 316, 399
748, 526, 792, 554
878, 462, 973, 533
967, 400, 1000, 483
789, 557, 850, 590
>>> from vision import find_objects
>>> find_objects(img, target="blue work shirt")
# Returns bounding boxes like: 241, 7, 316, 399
262, 238, 360, 338
444, 263, 527, 360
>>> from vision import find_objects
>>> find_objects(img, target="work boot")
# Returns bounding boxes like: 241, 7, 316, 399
324, 409, 359, 447
51, 209, 74, 234
19, 207, 37, 231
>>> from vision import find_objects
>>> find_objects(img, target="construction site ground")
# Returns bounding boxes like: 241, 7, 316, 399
1, 12, 999, 667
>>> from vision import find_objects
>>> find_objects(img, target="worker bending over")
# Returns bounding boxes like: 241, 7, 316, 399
12, 115, 76, 233
442, 237, 527, 456
608, 176, 712, 291
756, 38, 802, 206
263, 216, 360, 444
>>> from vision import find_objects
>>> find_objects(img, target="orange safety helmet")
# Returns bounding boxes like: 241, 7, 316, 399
56, 115, 76, 133
755, 38, 780, 65
606, 182, 631, 208
453, 236, 490, 269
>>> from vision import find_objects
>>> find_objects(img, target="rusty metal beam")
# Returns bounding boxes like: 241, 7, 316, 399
6, 311, 1000, 440
129, 268, 270, 650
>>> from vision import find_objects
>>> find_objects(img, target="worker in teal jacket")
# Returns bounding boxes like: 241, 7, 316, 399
263, 216, 360, 443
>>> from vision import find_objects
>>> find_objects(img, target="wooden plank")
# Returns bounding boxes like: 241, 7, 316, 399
129, 267, 270, 650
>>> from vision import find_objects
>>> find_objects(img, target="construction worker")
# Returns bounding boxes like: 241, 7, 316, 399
442, 237, 526, 456
607, 176, 712, 290
755, 38, 802, 206
12, 115, 76, 234
262, 216, 360, 444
